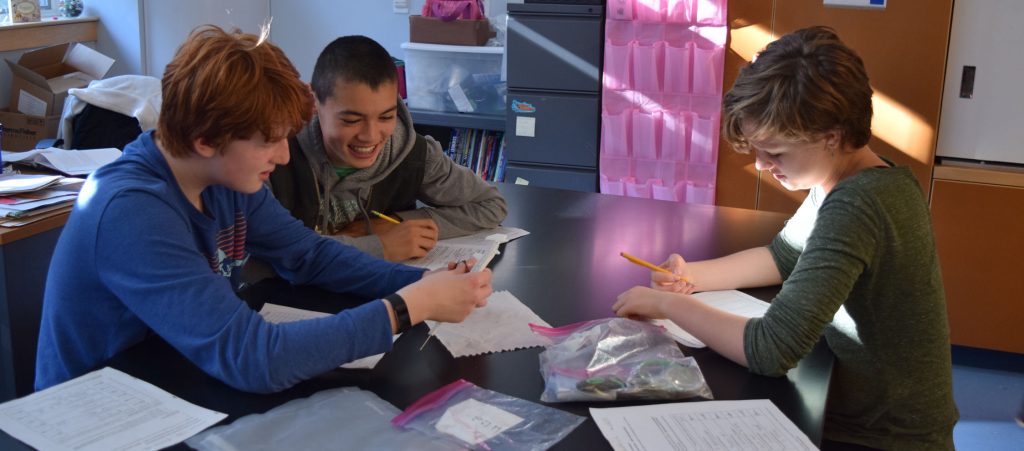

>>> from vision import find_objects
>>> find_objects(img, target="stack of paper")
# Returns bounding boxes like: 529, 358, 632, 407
1, 147, 121, 176
0, 174, 63, 195
0, 176, 83, 227
653, 290, 771, 348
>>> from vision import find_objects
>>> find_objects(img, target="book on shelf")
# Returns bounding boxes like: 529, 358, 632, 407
441, 127, 506, 183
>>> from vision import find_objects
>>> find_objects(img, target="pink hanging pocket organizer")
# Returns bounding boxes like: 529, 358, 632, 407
599, 0, 727, 204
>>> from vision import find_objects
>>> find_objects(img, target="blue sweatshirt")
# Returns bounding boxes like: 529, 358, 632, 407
36, 131, 424, 393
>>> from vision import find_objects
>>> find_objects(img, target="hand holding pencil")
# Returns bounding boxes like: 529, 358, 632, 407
620, 252, 696, 294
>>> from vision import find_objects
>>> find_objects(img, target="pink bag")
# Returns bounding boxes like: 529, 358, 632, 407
422, 0, 485, 22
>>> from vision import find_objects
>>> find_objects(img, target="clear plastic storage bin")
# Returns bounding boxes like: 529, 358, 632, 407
401, 42, 505, 114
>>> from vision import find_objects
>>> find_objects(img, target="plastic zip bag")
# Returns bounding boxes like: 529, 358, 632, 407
392, 379, 583, 451
531, 317, 713, 402
186, 387, 459, 451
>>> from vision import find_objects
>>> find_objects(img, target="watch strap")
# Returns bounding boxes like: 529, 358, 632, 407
385, 293, 412, 333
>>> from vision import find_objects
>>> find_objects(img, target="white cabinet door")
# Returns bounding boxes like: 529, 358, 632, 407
142, 0, 270, 77
935, 0, 1024, 165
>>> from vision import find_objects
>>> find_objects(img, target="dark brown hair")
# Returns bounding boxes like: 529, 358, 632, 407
722, 26, 873, 153
157, 25, 312, 157
311, 35, 397, 103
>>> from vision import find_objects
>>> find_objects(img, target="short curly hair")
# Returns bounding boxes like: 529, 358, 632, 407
157, 25, 312, 157
722, 26, 873, 153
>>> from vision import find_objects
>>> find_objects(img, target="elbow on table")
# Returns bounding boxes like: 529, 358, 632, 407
205, 351, 304, 394
749, 361, 794, 378
216, 368, 299, 394
488, 196, 509, 226
744, 321, 805, 377
745, 343, 805, 377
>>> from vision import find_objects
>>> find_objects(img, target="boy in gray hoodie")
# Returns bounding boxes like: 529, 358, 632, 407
269, 36, 508, 261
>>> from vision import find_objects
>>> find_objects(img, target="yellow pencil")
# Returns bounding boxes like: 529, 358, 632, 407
620, 251, 691, 283
370, 210, 401, 224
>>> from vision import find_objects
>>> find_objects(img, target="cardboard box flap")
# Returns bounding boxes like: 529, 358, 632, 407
15, 43, 70, 70
65, 44, 115, 79
5, 59, 51, 90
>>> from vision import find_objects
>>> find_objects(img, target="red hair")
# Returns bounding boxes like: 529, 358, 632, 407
157, 25, 312, 157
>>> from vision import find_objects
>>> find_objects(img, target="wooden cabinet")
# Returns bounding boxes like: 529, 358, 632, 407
931, 165, 1024, 354
717, 0, 952, 214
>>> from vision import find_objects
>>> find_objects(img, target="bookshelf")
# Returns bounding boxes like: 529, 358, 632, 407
408, 105, 506, 185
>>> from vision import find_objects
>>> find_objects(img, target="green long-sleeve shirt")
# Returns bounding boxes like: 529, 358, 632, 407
744, 165, 958, 449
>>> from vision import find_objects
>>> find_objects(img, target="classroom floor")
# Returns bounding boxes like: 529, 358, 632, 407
950, 346, 1024, 450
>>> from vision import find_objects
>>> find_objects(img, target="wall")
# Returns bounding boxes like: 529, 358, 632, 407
1, 1, 507, 110
90, 0, 144, 76
141, 0, 270, 77
716, 0, 953, 213
271, 0, 429, 81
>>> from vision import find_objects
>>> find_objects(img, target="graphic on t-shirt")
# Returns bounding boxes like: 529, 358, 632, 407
207, 210, 249, 278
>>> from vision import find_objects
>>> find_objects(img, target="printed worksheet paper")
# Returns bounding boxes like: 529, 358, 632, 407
590, 399, 817, 451
0, 367, 226, 451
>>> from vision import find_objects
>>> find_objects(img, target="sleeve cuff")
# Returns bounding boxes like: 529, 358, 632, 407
395, 208, 432, 221
330, 234, 386, 258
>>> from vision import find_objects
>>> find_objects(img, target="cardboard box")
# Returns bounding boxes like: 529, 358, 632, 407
0, 108, 60, 151
5, 43, 116, 117
409, 15, 495, 46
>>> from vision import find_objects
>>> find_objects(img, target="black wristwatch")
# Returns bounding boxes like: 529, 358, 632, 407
385, 293, 412, 333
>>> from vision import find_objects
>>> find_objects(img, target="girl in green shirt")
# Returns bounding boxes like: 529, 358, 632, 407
613, 26, 957, 450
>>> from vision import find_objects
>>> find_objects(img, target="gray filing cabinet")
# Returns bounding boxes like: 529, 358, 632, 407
504, 3, 603, 192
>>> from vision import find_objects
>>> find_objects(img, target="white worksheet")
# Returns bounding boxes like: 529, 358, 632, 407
425, 290, 550, 357
654, 290, 771, 348
590, 399, 817, 451
258, 303, 398, 370
0, 367, 226, 451
403, 227, 529, 271
405, 241, 500, 271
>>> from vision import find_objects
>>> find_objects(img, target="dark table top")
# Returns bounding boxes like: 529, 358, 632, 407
2, 183, 833, 450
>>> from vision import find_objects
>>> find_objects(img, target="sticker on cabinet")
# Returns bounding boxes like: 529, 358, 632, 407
511, 100, 536, 113
515, 116, 536, 137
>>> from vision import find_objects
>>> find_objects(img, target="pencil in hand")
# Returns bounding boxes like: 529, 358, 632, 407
620, 251, 692, 283
419, 325, 439, 351
370, 210, 401, 224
